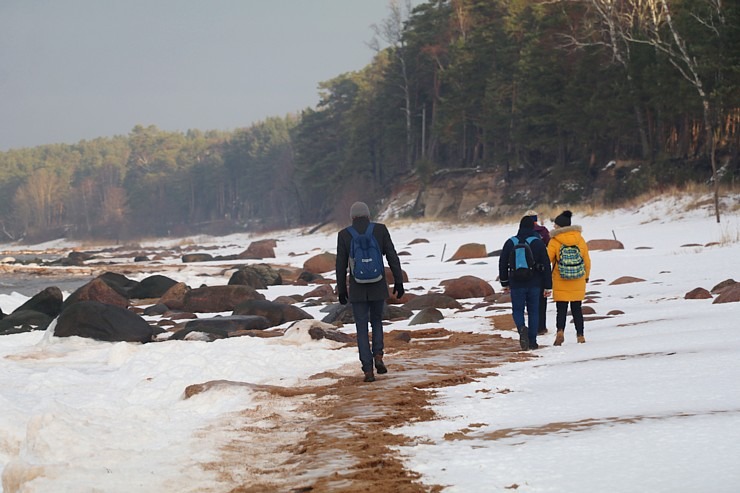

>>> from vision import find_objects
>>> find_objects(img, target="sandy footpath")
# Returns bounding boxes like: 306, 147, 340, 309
187, 315, 528, 492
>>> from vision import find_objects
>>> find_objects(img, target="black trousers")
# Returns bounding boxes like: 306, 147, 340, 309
538, 290, 547, 330
555, 301, 584, 336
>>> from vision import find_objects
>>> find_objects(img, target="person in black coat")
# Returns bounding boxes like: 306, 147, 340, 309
336, 201, 405, 382
498, 215, 552, 350
527, 209, 551, 336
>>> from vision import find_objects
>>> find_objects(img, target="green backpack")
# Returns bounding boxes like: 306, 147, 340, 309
558, 244, 586, 280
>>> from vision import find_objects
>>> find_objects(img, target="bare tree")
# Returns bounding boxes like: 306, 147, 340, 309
13, 168, 65, 231
629, 0, 723, 222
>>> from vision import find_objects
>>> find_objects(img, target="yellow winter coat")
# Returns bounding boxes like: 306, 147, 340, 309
547, 225, 591, 302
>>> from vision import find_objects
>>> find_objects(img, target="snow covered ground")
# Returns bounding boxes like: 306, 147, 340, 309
0, 193, 739, 492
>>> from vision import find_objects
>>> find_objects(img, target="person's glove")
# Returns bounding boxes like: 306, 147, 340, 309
393, 283, 405, 299
338, 293, 348, 305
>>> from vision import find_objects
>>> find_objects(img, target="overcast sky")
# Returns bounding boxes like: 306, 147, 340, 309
0, 1, 409, 151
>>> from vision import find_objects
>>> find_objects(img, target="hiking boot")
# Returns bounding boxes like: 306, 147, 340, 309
538, 328, 548, 336
363, 370, 376, 382
554, 330, 565, 346
577, 335, 586, 344
529, 342, 540, 350
374, 354, 388, 374
517, 326, 529, 351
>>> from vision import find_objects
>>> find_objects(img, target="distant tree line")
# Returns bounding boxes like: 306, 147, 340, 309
1, 0, 738, 241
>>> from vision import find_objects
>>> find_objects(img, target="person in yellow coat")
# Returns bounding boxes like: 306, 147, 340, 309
547, 210, 591, 345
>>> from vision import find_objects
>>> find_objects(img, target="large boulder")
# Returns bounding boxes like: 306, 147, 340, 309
448, 243, 487, 261
685, 287, 712, 300
55, 301, 154, 342
303, 252, 337, 274
402, 293, 463, 310
183, 285, 266, 313
62, 278, 129, 311
409, 307, 444, 326
713, 283, 740, 304
97, 272, 139, 298
128, 275, 178, 299
228, 264, 283, 289
237, 239, 277, 259
711, 279, 737, 294
303, 284, 335, 299
159, 282, 191, 310
587, 239, 625, 251
0, 310, 54, 335
441, 275, 495, 299
12, 286, 63, 318
232, 299, 313, 327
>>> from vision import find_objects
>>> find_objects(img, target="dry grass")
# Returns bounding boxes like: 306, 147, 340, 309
718, 224, 740, 246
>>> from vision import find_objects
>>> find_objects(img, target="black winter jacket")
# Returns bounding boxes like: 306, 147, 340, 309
336, 217, 403, 303
498, 227, 552, 290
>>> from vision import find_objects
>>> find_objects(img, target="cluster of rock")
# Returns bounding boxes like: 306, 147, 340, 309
0, 236, 513, 344
685, 279, 740, 304
2, 235, 736, 345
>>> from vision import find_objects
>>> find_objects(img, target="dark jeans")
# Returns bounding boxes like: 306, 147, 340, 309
555, 301, 584, 336
352, 299, 385, 372
510, 286, 540, 345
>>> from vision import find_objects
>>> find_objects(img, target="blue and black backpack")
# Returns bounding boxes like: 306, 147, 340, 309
509, 236, 538, 282
347, 223, 384, 283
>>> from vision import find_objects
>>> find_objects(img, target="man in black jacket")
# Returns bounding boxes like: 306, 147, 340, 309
336, 201, 405, 382
498, 215, 552, 350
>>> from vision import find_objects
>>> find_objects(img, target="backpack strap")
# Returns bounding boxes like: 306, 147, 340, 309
510, 236, 519, 245
348, 223, 375, 238
525, 236, 537, 245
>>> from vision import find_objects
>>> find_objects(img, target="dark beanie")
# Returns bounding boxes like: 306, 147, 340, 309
350, 201, 371, 219
519, 215, 535, 230
554, 210, 573, 227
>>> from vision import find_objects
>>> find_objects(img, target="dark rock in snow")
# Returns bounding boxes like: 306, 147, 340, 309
62, 278, 129, 311
402, 293, 463, 310
0, 310, 54, 335
183, 285, 265, 313
129, 275, 178, 299
55, 301, 153, 342
12, 286, 63, 318
409, 307, 444, 325
232, 299, 312, 327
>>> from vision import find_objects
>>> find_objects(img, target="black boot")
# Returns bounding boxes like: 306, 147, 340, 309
517, 325, 529, 351
374, 354, 388, 374
363, 370, 376, 382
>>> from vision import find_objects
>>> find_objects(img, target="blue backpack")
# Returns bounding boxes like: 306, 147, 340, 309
509, 236, 537, 282
347, 223, 384, 283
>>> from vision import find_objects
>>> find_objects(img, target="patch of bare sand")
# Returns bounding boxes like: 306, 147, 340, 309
191, 315, 529, 492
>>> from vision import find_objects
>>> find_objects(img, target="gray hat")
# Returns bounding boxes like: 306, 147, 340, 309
350, 201, 371, 219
